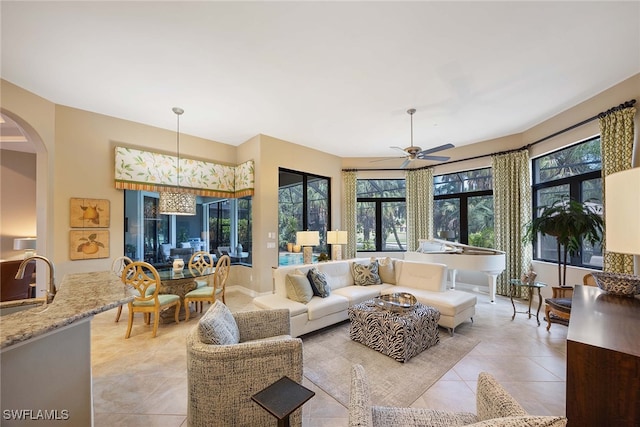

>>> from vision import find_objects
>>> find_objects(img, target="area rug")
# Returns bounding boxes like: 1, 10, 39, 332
302, 321, 479, 408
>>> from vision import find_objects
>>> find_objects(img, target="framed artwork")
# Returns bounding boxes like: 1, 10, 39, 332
70, 198, 110, 228
70, 230, 110, 260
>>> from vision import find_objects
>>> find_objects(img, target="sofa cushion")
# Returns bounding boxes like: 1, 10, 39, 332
351, 261, 382, 286
318, 261, 355, 290
375, 256, 397, 284
285, 271, 314, 303
386, 287, 476, 317
307, 267, 331, 297
333, 284, 391, 305
396, 260, 447, 292
306, 294, 349, 320
466, 416, 567, 426
198, 300, 240, 345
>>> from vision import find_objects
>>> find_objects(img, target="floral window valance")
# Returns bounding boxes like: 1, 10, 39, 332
114, 146, 254, 198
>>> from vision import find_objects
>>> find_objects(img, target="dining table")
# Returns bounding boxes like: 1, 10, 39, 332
156, 266, 214, 323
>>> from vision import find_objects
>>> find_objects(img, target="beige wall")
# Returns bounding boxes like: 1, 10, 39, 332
1, 73, 638, 297
0, 150, 37, 260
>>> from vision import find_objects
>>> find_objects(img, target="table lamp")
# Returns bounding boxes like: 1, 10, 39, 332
296, 231, 319, 264
13, 237, 37, 259
327, 230, 348, 260
605, 167, 640, 275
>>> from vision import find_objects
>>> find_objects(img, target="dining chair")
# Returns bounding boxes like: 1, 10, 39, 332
122, 261, 181, 338
188, 251, 215, 289
184, 255, 230, 321
111, 255, 132, 322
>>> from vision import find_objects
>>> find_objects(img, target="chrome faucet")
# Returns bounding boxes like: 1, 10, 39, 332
15, 255, 56, 304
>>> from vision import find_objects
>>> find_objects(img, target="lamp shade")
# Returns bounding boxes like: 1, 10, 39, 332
296, 231, 319, 246
159, 191, 196, 216
605, 167, 640, 255
13, 237, 37, 250
327, 230, 348, 245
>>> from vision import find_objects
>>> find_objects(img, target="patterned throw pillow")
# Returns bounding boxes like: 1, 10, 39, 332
285, 271, 314, 303
198, 300, 240, 345
373, 256, 396, 284
307, 267, 331, 297
351, 261, 381, 286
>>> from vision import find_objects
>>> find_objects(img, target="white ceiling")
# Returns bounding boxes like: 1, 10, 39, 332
2, 1, 639, 161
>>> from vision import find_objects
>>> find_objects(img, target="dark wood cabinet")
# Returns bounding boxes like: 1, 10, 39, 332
566, 285, 640, 426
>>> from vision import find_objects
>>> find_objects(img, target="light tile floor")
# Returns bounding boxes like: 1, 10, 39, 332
91, 290, 567, 426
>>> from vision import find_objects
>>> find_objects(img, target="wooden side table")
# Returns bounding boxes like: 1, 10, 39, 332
509, 279, 546, 325
251, 376, 315, 427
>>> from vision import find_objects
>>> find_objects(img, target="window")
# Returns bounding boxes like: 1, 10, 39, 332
531, 136, 602, 267
356, 179, 406, 252
433, 168, 494, 247
124, 190, 252, 266
278, 169, 330, 265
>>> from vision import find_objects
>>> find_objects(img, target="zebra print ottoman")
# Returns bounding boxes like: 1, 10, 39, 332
348, 300, 440, 363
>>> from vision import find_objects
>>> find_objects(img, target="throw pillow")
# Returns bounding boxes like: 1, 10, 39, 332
307, 267, 331, 297
351, 261, 381, 286
198, 300, 240, 345
285, 271, 314, 303
374, 256, 396, 284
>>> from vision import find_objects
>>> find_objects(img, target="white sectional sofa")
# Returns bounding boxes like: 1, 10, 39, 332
253, 258, 477, 337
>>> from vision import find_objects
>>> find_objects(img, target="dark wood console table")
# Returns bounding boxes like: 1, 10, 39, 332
566, 285, 640, 426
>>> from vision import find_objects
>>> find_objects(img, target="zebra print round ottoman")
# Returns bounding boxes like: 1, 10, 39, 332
348, 300, 440, 363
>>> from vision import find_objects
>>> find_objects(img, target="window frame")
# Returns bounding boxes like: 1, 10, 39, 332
433, 167, 494, 246
530, 136, 603, 268
356, 179, 406, 252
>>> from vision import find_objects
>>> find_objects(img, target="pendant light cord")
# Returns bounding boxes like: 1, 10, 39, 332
172, 107, 184, 189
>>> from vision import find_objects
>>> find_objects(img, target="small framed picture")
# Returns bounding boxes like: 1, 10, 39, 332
70, 198, 110, 228
70, 230, 110, 260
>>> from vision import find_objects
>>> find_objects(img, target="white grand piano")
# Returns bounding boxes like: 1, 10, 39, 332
405, 239, 506, 303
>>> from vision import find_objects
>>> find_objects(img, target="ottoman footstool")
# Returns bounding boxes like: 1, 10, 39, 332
348, 300, 440, 363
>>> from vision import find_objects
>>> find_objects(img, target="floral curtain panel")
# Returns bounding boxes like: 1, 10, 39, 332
405, 167, 434, 251
600, 106, 636, 274
114, 146, 254, 198
492, 150, 532, 297
343, 171, 357, 259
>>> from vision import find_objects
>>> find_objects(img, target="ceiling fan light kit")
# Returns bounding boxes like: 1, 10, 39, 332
373, 108, 454, 169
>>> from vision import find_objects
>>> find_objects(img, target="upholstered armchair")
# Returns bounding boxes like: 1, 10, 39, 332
186, 302, 303, 427
349, 364, 567, 427
544, 273, 597, 331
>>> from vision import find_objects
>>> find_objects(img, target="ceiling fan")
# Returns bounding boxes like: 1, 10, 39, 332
373, 108, 454, 169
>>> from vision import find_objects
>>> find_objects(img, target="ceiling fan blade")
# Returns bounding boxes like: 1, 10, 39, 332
416, 155, 450, 162
417, 143, 455, 156
390, 146, 409, 155
400, 158, 412, 169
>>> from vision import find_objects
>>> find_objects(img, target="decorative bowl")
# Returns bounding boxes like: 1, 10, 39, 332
591, 272, 640, 297
373, 292, 417, 312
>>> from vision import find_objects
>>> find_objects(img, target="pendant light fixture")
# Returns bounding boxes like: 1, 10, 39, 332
159, 107, 196, 216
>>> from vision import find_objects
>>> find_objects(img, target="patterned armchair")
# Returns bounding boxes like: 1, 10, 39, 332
186, 302, 303, 427
349, 364, 567, 427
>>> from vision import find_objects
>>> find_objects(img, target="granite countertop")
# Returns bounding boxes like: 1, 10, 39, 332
0, 271, 134, 350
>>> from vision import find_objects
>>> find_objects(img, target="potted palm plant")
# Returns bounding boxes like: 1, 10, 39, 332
524, 197, 603, 287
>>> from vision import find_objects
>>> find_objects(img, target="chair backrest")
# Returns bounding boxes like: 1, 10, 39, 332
217, 246, 230, 257
213, 255, 231, 291
122, 261, 161, 301
111, 256, 133, 277
583, 273, 597, 286
188, 251, 215, 275
0, 260, 36, 301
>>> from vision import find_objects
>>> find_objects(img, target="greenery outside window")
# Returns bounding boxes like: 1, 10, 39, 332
278, 169, 330, 265
433, 168, 494, 247
531, 136, 602, 267
356, 179, 406, 252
